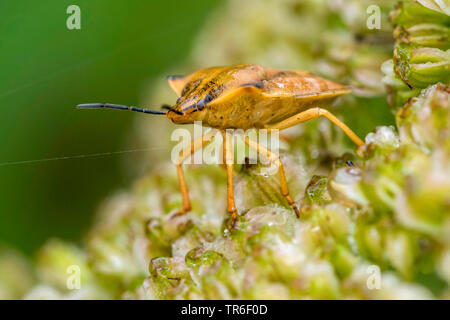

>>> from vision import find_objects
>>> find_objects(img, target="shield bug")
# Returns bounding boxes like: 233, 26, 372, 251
77, 64, 364, 228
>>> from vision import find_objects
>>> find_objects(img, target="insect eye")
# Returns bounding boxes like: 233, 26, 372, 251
197, 101, 205, 110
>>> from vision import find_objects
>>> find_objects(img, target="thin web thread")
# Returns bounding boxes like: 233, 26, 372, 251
0, 147, 161, 167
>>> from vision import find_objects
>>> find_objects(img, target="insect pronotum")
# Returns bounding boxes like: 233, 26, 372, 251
78, 64, 364, 229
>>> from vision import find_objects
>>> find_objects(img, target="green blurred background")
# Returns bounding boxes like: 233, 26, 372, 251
0, 0, 222, 254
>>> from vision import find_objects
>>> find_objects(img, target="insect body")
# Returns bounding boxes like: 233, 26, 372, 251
78, 64, 364, 228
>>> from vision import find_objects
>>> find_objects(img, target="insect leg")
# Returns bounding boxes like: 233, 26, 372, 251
174, 131, 214, 216
244, 136, 301, 218
222, 130, 238, 228
265, 107, 364, 147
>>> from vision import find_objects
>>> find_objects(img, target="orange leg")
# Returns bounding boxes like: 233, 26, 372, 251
266, 107, 364, 147
222, 130, 238, 228
174, 132, 214, 216
244, 136, 301, 218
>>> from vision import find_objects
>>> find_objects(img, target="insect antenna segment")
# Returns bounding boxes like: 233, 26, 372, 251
76, 103, 167, 115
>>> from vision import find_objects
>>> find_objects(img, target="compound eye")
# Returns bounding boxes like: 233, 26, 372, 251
197, 101, 205, 110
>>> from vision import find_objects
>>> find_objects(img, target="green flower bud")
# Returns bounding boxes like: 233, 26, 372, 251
357, 126, 401, 159
394, 45, 450, 89
304, 175, 331, 206
0, 248, 34, 299
390, 1, 450, 26
386, 232, 415, 279
396, 83, 450, 151
36, 240, 93, 292
416, 0, 450, 16
394, 24, 450, 49
149, 257, 190, 282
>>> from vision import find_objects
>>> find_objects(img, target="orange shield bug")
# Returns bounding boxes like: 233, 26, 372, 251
78, 64, 364, 228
